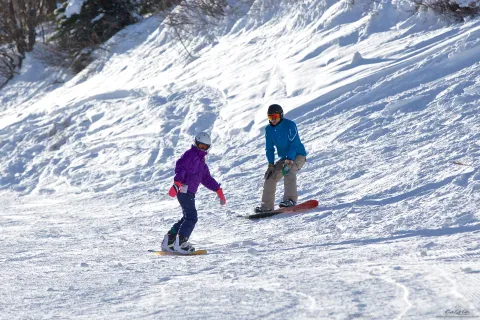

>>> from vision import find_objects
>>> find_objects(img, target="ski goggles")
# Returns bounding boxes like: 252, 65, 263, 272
268, 113, 281, 121
197, 142, 210, 151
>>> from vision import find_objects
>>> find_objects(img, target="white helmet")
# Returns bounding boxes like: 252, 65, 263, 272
194, 132, 211, 151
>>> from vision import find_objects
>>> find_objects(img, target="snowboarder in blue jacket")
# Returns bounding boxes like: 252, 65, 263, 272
255, 104, 307, 213
162, 132, 226, 253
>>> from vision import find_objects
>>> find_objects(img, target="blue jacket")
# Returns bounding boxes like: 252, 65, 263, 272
265, 118, 307, 164
173, 145, 220, 194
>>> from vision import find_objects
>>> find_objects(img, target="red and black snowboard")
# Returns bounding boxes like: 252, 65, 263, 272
242, 200, 319, 219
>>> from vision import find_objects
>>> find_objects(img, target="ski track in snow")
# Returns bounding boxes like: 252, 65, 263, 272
1, 0, 480, 318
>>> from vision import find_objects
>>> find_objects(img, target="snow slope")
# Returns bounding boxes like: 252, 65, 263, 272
1, 0, 479, 319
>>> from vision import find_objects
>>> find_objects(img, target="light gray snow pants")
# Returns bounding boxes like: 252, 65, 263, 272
261, 155, 306, 210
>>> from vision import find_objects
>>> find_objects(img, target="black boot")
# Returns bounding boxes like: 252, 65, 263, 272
279, 199, 296, 208
254, 207, 273, 213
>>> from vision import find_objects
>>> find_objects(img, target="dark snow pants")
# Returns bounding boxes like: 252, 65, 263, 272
172, 192, 198, 238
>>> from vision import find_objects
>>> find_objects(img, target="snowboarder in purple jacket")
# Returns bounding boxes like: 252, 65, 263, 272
161, 132, 226, 254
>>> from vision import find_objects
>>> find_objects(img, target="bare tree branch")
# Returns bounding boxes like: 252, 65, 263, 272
0, 0, 55, 89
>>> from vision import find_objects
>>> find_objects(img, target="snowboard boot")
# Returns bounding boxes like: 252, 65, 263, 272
174, 235, 195, 254
279, 199, 297, 208
161, 231, 176, 252
254, 206, 273, 213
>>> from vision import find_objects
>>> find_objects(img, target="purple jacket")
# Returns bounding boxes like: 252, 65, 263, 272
173, 145, 220, 194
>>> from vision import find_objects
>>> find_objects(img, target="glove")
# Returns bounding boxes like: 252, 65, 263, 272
264, 163, 275, 180
282, 162, 292, 176
217, 188, 226, 205
168, 181, 183, 197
